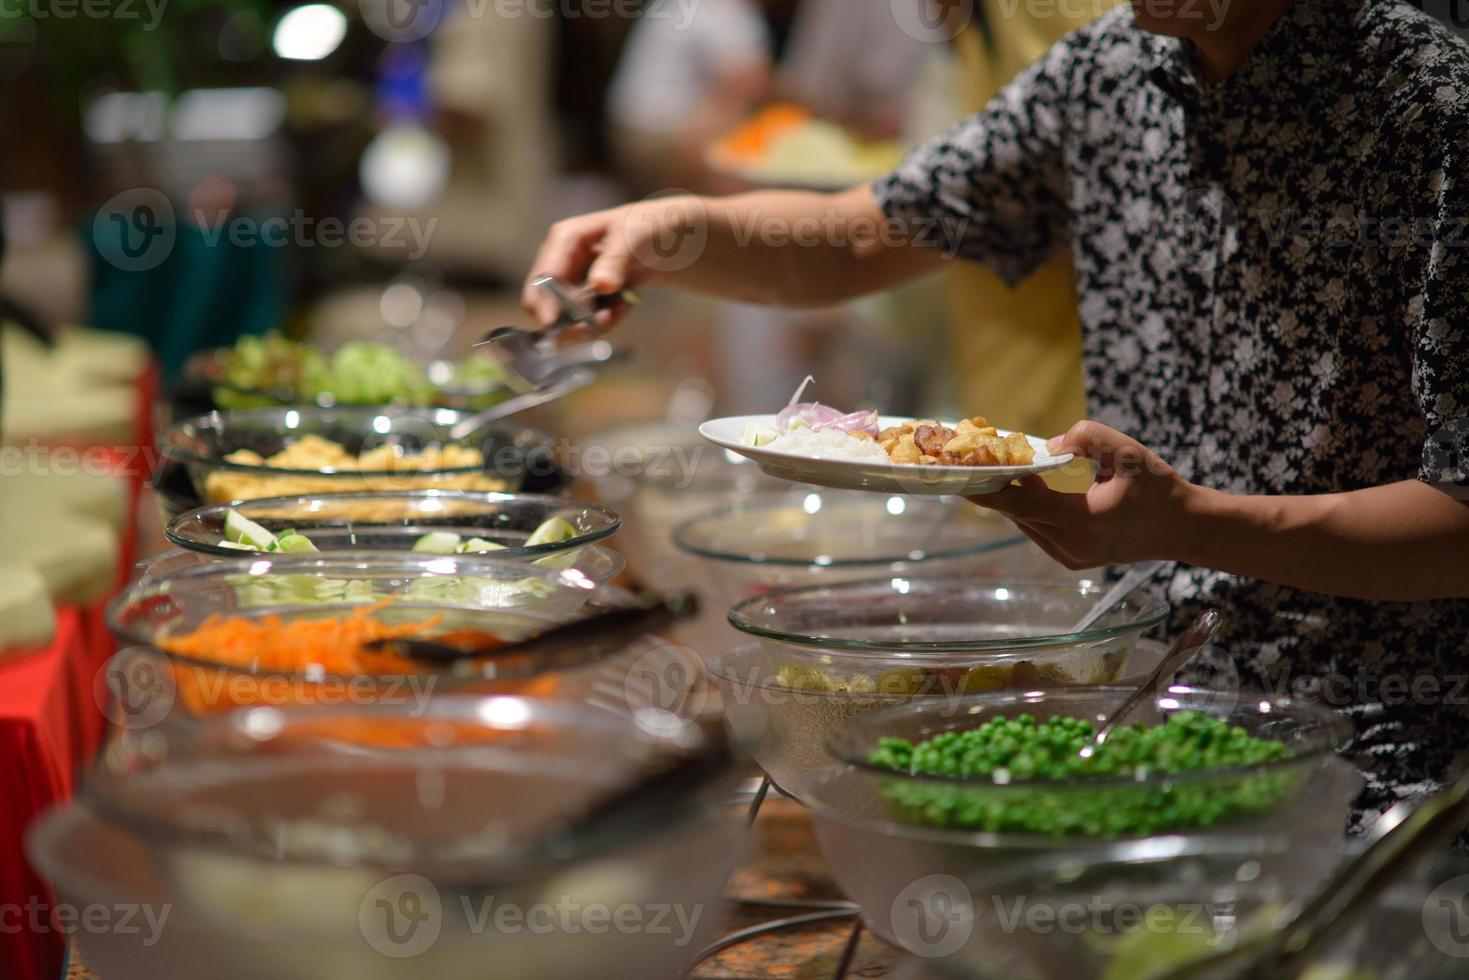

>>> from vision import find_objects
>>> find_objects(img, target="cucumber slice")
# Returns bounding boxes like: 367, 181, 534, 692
457, 538, 506, 553
276, 531, 319, 553
224, 510, 279, 551
525, 516, 578, 547
742, 423, 780, 447
412, 531, 463, 553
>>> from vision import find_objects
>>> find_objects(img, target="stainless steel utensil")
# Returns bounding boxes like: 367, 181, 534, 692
446, 365, 595, 440
474, 275, 635, 384
1154, 755, 1469, 980
1069, 560, 1169, 633
1077, 607, 1222, 759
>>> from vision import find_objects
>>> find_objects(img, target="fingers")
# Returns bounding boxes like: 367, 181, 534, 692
522, 214, 614, 327
1008, 519, 1084, 570
1047, 419, 1162, 481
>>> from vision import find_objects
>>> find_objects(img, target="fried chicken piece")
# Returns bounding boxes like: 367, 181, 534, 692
914, 424, 956, 457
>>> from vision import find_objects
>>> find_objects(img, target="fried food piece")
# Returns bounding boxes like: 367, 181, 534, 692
887, 432, 923, 464
914, 424, 956, 457
850, 430, 876, 442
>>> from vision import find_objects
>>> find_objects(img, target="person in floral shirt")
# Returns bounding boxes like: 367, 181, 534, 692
523, 0, 1469, 829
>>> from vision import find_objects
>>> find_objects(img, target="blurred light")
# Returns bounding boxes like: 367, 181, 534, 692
171, 88, 286, 141
891, 577, 910, 594
1157, 697, 1180, 710
240, 708, 285, 740
83, 92, 167, 144
995, 587, 1010, 601
380, 283, 424, 327
886, 496, 906, 516
359, 123, 450, 210
273, 4, 348, 61
372, 415, 392, 434
478, 697, 533, 730
802, 493, 822, 515
284, 410, 300, 428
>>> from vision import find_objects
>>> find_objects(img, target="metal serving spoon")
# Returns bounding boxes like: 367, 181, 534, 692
445, 364, 598, 441
1077, 607, 1223, 759
1069, 560, 1170, 634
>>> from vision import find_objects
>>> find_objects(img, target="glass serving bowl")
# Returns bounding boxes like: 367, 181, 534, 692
28, 698, 745, 980
580, 422, 791, 653
674, 491, 1032, 660
159, 406, 558, 505
804, 687, 1359, 950
707, 578, 1169, 796
931, 837, 1469, 980
105, 555, 697, 721
166, 490, 620, 559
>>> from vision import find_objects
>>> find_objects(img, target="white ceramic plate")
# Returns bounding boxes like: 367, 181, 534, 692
699, 415, 1075, 496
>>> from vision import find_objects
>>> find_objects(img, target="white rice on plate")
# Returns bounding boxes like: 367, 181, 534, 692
765, 427, 891, 464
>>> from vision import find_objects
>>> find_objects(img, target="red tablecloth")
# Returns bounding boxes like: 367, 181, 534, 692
0, 610, 88, 980
2, 358, 157, 980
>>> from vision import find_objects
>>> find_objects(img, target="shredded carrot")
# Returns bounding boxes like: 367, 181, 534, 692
160, 603, 444, 676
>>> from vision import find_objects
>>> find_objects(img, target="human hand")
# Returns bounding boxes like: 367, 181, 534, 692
966, 420, 1201, 570
521, 196, 707, 329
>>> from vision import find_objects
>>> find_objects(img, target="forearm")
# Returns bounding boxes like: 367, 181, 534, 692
646, 186, 945, 308
1179, 480, 1469, 601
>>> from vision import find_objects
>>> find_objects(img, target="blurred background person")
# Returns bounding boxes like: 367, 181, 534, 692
943, 0, 1117, 445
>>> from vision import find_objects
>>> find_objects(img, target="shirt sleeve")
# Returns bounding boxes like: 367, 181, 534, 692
1412, 139, 1469, 497
872, 33, 1075, 286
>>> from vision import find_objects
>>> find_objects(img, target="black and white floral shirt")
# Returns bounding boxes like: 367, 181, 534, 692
877, 0, 1469, 827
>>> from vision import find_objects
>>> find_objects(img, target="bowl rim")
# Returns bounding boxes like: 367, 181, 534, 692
957, 830, 1344, 898
158, 406, 555, 479
827, 684, 1351, 790
104, 554, 632, 683
164, 490, 621, 560
726, 575, 1170, 653
672, 491, 1024, 567
75, 696, 728, 876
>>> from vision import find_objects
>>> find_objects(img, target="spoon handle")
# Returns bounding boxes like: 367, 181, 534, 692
1082, 608, 1222, 755
1070, 560, 1169, 634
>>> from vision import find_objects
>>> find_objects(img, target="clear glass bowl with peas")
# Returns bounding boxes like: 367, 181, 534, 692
830, 686, 1349, 838
805, 687, 1360, 952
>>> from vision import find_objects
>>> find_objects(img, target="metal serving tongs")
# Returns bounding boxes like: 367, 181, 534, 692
474, 275, 636, 385
1152, 755, 1469, 980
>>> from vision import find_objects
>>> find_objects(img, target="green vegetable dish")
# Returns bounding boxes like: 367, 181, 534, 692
210, 334, 510, 409
867, 711, 1297, 837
